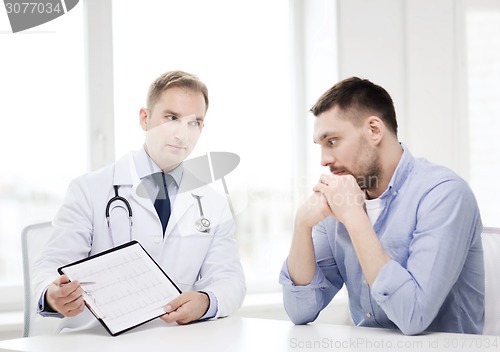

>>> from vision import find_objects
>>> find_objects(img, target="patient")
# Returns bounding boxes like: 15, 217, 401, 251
279, 76, 484, 335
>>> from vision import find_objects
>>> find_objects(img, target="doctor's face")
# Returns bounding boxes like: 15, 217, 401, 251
140, 87, 206, 171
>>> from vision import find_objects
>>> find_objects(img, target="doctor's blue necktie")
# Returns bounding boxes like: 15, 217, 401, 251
153, 171, 171, 235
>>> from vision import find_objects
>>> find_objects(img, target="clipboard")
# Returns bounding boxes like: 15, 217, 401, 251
58, 240, 181, 336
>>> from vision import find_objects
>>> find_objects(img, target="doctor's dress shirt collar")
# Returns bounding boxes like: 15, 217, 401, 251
134, 145, 183, 188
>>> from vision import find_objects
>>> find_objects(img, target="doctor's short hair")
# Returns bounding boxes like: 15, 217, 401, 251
310, 76, 398, 136
146, 70, 209, 112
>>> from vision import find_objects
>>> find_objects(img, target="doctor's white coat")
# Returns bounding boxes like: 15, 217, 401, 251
33, 151, 246, 332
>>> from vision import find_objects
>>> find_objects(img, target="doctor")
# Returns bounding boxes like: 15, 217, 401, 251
34, 70, 246, 330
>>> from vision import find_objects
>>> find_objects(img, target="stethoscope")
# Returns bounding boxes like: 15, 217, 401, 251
192, 194, 211, 233
105, 185, 133, 247
105, 185, 211, 243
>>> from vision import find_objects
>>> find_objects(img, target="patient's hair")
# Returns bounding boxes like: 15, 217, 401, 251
146, 70, 209, 112
310, 76, 398, 136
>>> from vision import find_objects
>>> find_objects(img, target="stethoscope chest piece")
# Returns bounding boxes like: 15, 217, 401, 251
196, 217, 211, 233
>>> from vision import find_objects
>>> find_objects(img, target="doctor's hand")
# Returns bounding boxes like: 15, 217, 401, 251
160, 291, 210, 325
45, 275, 85, 317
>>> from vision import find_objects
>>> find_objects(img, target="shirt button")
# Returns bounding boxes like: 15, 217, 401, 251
366, 312, 372, 318
153, 237, 161, 244
362, 279, 367, 285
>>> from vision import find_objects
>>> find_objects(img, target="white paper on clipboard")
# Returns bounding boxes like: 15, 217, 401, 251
58, 241, 181, 336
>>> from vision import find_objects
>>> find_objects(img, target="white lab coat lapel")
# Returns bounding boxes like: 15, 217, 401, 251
113, 153, 157, 217
112, 154, 210, 239
165, 191, 192, 237
164, 170, 208, 238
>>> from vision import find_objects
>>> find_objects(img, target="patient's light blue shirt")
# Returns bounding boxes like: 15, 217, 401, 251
280, 144, 484, 335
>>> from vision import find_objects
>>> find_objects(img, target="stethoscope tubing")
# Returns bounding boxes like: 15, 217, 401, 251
106, 185, 133, 218
105, 184, 211, 236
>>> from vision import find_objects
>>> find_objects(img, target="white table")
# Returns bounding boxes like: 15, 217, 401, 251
0, 317, 498, 352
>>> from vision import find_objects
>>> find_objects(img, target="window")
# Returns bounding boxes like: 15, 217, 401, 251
112, 0, 292, 291
0, 0, 337, 310
465, 0, 500, 227
0, 7, 86, 292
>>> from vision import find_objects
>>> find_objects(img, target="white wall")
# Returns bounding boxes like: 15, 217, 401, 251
337, 0, 468, 178
290, 0, 339, 205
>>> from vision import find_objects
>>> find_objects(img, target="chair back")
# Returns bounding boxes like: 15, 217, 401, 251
21, 222, 60, 337
482, 226, 500, 335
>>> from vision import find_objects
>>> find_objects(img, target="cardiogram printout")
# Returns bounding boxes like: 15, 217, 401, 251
58, 241, 181, 336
